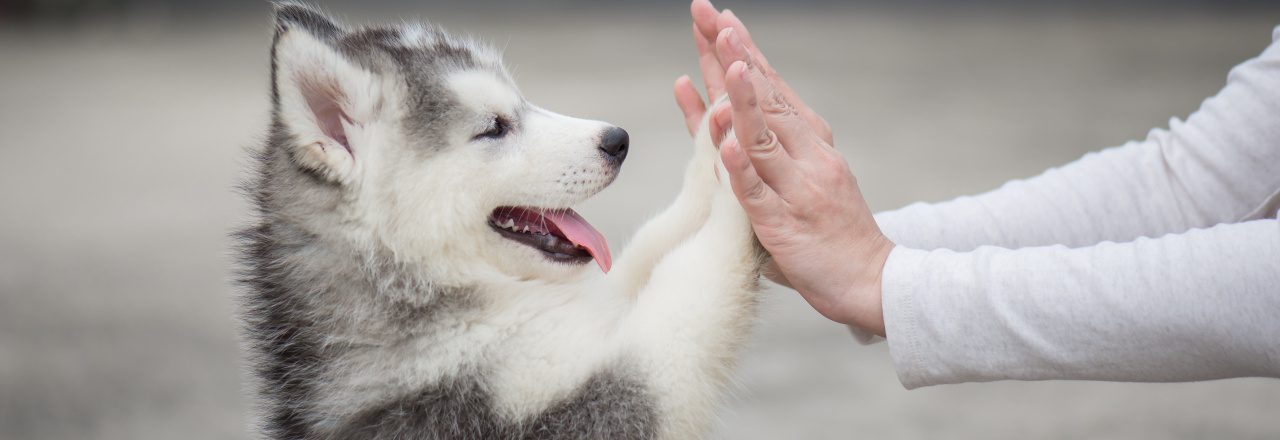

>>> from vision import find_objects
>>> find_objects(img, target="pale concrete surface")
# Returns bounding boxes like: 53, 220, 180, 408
1, 3, 1278, 439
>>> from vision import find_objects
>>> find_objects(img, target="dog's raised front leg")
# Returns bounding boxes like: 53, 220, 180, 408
624, 155, 765, 439
609, 103, 725, 296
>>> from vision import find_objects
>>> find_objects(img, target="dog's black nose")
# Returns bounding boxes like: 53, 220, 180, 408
599, 126, 629, 166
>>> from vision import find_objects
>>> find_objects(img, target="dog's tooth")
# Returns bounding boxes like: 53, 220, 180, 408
522, 226, 529, 233
503, 219, 515, 228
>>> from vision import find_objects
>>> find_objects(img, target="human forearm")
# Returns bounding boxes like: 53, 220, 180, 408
883, 219, 1280, 389
878, 29, 1280, 252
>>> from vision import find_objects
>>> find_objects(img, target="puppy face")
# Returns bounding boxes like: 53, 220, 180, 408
270, 12, 625, 284
375, 70, 625, 281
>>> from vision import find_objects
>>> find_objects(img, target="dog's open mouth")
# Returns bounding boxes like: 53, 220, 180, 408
489, 207, 612, 273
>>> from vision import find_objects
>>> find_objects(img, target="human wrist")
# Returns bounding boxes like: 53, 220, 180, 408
842, 235, 894, 337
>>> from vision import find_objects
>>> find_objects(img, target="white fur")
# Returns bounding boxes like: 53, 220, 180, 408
271, 17, 759, 437
274, 26, 388, 184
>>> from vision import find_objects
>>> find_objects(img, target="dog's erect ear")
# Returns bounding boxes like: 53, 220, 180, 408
270, 3, 380, 183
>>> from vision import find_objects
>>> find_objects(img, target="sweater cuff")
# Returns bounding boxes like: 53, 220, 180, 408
881, 245, 936, 390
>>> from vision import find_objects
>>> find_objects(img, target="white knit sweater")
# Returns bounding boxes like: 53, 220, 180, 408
868, 26, 1280, 390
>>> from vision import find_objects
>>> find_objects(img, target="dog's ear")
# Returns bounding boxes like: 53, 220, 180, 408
270, 3, 380, 183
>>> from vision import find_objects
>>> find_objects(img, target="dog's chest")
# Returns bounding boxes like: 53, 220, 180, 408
328, 366, 656, 440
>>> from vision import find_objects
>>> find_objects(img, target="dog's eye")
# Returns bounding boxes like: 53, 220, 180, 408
474, 116, 511, 140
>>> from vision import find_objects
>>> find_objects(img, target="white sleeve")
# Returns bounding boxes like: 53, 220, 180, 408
861, 26, 1280, 381
874, 26, 1280, 252
882, 220, 1280, 389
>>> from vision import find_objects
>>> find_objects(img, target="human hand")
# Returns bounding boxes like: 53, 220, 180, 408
704, 16, 896, 336
674, 0, 830, 289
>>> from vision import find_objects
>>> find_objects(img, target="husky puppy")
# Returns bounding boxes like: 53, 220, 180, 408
236, 3, 764, 439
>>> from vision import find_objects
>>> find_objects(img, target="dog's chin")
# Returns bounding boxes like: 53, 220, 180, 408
488, 206, 597, 267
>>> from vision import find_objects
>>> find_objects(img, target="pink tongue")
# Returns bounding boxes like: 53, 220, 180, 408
542, 208, 612, 273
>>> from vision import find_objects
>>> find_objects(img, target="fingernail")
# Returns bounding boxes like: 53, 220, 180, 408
722, 136, 739, 153
725, 27, 742, 54
717, 27, 733, 49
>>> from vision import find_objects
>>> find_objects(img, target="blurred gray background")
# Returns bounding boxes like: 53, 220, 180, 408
2, 0, 1279, 439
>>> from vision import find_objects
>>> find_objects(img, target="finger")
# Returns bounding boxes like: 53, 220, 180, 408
690, 1, 724, 100
691, 0, 720, 44
693, 23, 725, 101
715, 10, 833, 145
718, 35, 820, 159
710, 100, 731, 147
673, 75, 706, 136
720, 136, 788, 227
725, 60, 804, 195
712, 27, 739, 75
717, 10, 791, 100
715, 10, 774, 74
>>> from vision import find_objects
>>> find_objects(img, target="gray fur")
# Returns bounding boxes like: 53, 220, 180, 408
269, 1, 506, 153
236, 3, 657, 439
335, 367, 654, 440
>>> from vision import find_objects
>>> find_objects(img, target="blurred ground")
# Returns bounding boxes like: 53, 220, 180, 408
1, 2, 1279, 439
